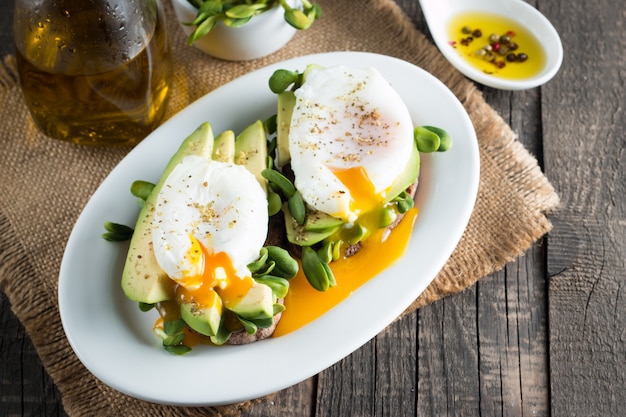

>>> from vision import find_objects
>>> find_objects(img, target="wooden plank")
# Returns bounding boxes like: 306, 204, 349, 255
541, 0, 626, 415
474, 82, 549, 417
477, 246, 549, 417
373, 313, 418, 417
313, 313, 417, 417
247, 377, 316, 416
316, 339, 377, 416
0, 292, 67, 417
415, 249, 549, 417
416, 288, 481, 416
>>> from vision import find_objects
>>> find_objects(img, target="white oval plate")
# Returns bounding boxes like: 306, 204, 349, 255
59, 52, 479, 406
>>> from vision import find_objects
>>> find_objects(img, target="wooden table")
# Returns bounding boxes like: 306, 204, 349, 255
1, 0, 624, 415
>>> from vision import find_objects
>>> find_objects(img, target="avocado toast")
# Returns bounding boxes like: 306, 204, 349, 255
108, 64, 452, 353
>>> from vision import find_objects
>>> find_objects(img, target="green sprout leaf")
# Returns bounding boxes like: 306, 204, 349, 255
223, 16, 253, 28
101, 221, 133, 242
130, 180, 155, 201
263, 114, 278, 135
163, 319, 186, 336
392, 190, 415, 213
255, 275, 290, 299
414, 125, 453, 152
414, 126, 441, 153
262, 168, 296, 198
423, 125, 453, 151
210, 325, 232, 345
162, 333, 186, 347
138, 302, 155, 312
238, 316, 258, 334
301, 246, 330, 291
287, 190, 306, 225
164, 344, 192, 355
268, 190, 283, 216
247, 247, 269, 273
284, 8, 311, 30
188, 15, 218, 45
269, 69, 300, 93
226, 4, 265, 19
273, 303, 286, 315
265, 246, 299, 278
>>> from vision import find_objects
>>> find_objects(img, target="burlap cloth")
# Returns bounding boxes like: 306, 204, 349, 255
0, 0, 559, 415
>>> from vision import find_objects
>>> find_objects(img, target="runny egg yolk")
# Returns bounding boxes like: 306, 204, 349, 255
331, 166, 387, 219
331, 165, 395, 239
174, 234, 254, 311
273, 207, 418, 337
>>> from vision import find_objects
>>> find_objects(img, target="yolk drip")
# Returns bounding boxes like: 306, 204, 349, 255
154, 236, 256, 347
177, 283, 222, 311
332, 166, 386, 218
216, 274, 254, 310
176, 235, 253, 310
273, 207, 418, 337
175, 234, 205, 289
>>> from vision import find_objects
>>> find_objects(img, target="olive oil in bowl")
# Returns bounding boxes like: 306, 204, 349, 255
447, 12, 546, 80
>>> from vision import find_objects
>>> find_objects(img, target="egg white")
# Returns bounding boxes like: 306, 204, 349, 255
288, 66, 414, 221
151, 155, 268, 284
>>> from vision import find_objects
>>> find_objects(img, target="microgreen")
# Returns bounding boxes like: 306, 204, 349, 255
101, 221, 133, 242
185, 0, 321, 45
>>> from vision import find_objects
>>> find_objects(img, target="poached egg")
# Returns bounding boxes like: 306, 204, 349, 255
289, 66, 415, 223
151, 155, 268, 294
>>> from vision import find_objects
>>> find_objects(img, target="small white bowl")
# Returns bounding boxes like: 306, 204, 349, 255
418, 0, 563, 90
171, 0, 298, 61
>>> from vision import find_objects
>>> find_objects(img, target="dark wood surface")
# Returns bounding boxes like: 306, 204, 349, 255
1, 0, 624, 416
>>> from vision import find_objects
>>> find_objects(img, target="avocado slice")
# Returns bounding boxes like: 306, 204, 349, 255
235, 120, 268, 192
276, 91, 296, 167
274, 64, 324, 167
226, 280, 274, 320
384, 141, 420, 202
180, 289, 223, 337
304, 210, 345, 232
284, 204, 341, 247
212, 130, 236, 163
121, 123, 214, 304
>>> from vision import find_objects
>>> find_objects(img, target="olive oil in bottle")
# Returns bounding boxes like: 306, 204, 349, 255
13, 0, 173, 146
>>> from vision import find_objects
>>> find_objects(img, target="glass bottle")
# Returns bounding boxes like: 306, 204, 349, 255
13, 0, 173, 146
